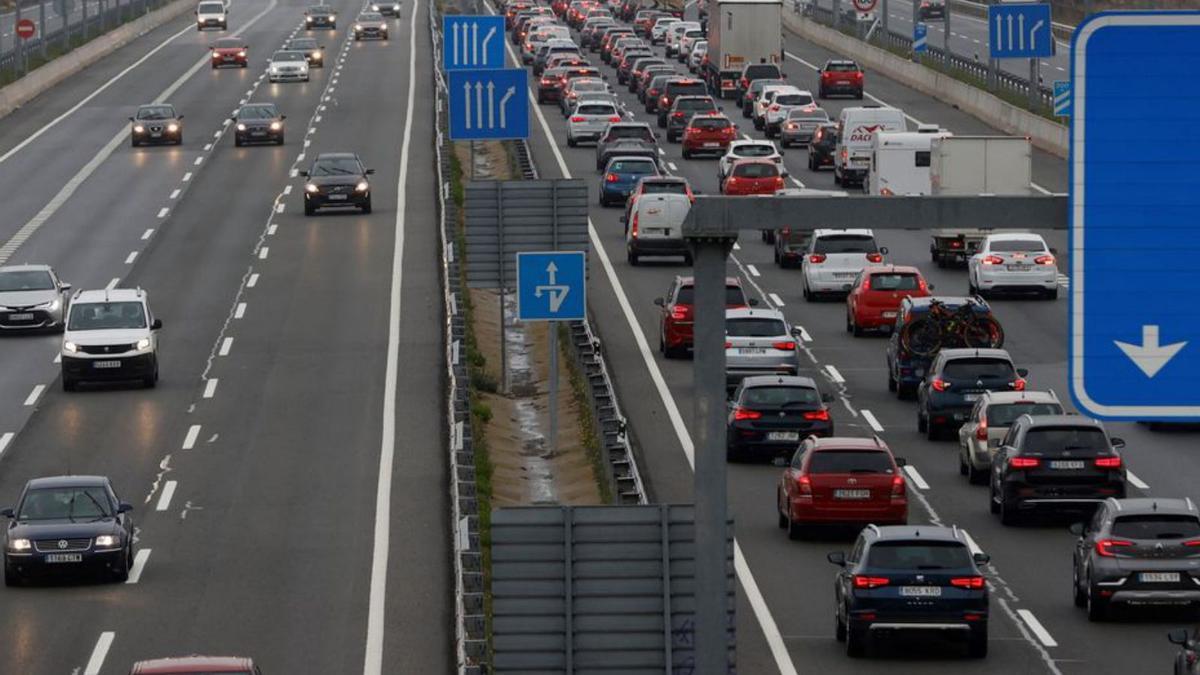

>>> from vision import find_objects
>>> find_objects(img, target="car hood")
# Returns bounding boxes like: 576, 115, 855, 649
357, 19, 387, 27
0, 290, 58, 309
308, 175, 363, 187
65, 328, 149, 344
271, 60, 308, 68
8, 518, 121, 540
239, 118, 278, 127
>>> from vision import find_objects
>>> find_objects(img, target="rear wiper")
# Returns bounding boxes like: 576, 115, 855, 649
915, 565, 948, 570
1062, 445, 1098, 452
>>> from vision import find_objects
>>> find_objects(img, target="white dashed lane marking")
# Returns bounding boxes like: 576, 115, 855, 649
1127, 470, 1149, 490
1017, 609, 1058, 648
219, 337, 234, 356
156, 481, 177, 511
258, 247, 269, 260
235, 302, 247, 318
203, 378, 219, 399
247, 273, 260, 287
747, 264, 760, 277
157, 207, 169, 218
903, 464, 930, 490
125, 252, 138, 264
0, 432, 12, 456
23, 385, 44, 406
861, 409, 884, 432
182, 425, 201, 450
84, 632, 115, 675
769, 292, 784, 306
126, 549, 151, 584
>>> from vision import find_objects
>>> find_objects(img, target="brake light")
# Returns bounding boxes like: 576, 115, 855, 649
840, 149, 848, 162
854, 72, 863, 80
853, 575, 890, 589
739, 76, 749, 88
770, 104, 780, 112
630, 211, 639, 238
860, 275, 871, 291
1008, 457, 1040, 469
724, 341, 732, 349
733, 407, 762, 421
1095, 539, 1133, 557
975, 420, 988, 441
605, 173, 619, 182
541, 78, 554, 85
1094, 456, 1123, 469
802, 408, 829, 421
1035, 255, 1056, 265
891, 474, 905, 497
1184, 540, 1200, 547
917, 277, 929, 293
723, 127, 736, 136
821, 71, 832, 79
571, 116, 586, 122
669, 304, 687, 320
795, 473, 812, 495
724, 177, 739, 189
808, 254, 826, 263
1011, 378, 1026, 391
661, 96, 669, 105
773, 177, 784, 189
866, 252, 883, 263
982, 255, 1004, 265
931, 378, 949, 392
950, 576, 986, 590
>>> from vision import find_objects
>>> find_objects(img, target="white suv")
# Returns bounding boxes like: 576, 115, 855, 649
801, 229, 886, 300
61, 289, 162, 391
195, 0, 227, 30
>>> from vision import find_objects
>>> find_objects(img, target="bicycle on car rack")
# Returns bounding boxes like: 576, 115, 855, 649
899, 299, 1004, 357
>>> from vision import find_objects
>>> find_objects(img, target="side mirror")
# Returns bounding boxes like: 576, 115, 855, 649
177, 115, 185, 121
748, 298, 760, 306
1068, 522, 1085, 536
366, 168, 376, 175
619, 215, 627, 223
1110, 437, 1126, 449
280, 114, 287, 120
299, 170, 309, 177
151, 319, 163, 330
1049, 247, 1058, 255
972, 552, 991, 566
653, 297, 665, 307
0, 508, 12, 518
826, 551, 846, 567
128, 116, 135, 122
894, 457, 907, 467
1168, 628, 1191, 646
117, 502, 133, 514
1016, 368, 1029, 378
879, 246, 889, 255
61, 283, 72, 292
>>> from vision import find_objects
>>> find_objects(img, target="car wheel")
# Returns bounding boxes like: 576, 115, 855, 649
143, 372, 157, 389
926, 416, 940, 441
111, 546, 131, 583
211, 63, 219, 69
682, 148, 691, 159
802, 278, 814, 302
833, 171, 842, 186
1045, 287, 1059, 300
1086, 579, 1109, 621
62, 375, 77, 392
917, 408, 928, 433
969, 463, 988, 485
887, 369, 897, 392
835, 609, 847, 642
234, 136, 243, 147
967, 628, 988, 658
845, 623, 867, 658
682, 253, 693, 266
999, 495, 1020, 526
967, 274, 977, 295
855, 90, 864, 100
786, 516, 804, 541
777, 491, 788, 529
568, 137, 577, 147
989, 483, 1001, 514
627, 249, 638, 265
361, 198, 372, 214
851, 314, 864, 337
4, 565, 23, 587
1073, 565, 1087, 608
774, 247, 781, 265
898, 382, 916, 401
304, 202, 315, 216
959, 451, 970, 476
277, 134, 285, 145
176, 136, 183, 145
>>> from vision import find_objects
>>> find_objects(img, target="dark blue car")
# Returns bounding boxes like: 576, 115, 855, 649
599, 155, 661, 206
828, 525, 990, 658
886, 296, 995, 400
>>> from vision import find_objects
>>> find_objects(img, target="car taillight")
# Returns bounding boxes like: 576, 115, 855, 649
802, 408, 829, 421
975, 420, 988, 440
866, 252, 883, 263
891, 474, 905, 496
773, 177, 784, 189
673, 111, 685, 118
733, 407, 762, 420
982, 255, 1005, 265
854, 71, 863, 80
541, 78, 554, 85
1184, 540, 1200, 548
1011, 378, 1026, 391
669, 305, 687, 320
571, 116, 586, 122
840, 149, 848, 161
1094, 456, 1123, 469
950, 576, 986, 590
723, 127, 736, 136
739, 76, 749, 88
609, 115, 622, 122
931, 378, 950, 392
1095, 539, 1134, 557
605, 173, 618, 182
1009, 457, 1040, 469
821, 71, 832, 79
770, 104, 780, 112
724, 177, 739, 189
661, 96, 669, 105
808, 253, 826, 263
795, 473, 812, 495
917, 277, 929, 293
853, 575, 889, 589
1035, 255, 1056, 265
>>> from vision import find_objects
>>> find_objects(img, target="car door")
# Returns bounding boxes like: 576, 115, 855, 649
918, 353, 944, 411
959, 399, 983, 450
846, 271, 864, 318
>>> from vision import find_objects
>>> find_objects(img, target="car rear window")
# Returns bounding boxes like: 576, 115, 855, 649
744, 64, 781, 79
774, 93, 814, 107
867, 542, 972, 570
607, 126, 653, 141
985, 402, 1063, 426
1111, 515, 1200, 540
726, 317, 787, 337
867, 272, 918, 291
734, 144, 775, 157
788, 108, 829, 121
610, 160, 657, 174
732, 163, 779, 178
691, 117, 730, 129
989, 239, 1047, 253
578, 104, 615, 115
826, 62, 860, 72
813, 234, 875, 253
742, 386, 820, 407
942, 358, 1015, 380
1021, 427, 1110, 457
641, 181, 688, 194
808, 450, 894, 474
675, 285, 746, 305
572, 80, 607, 92
677, 99, 715, 111
668, 82, 707, 97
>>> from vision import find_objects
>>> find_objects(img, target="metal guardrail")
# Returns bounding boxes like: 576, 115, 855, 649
1, 0, 167, 77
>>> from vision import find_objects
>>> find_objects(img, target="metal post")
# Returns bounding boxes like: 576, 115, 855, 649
942, 0, 950, 61
910, 0, 918, 63
15, 0, 25, 75
549, 324, 558, 457
82, 0, 88, 41
62, 0, 69, 51
39, 0, 46, 60
496, 182, 507, 395
880, 0, 887, 38
986, 0, 997, 90
1028, 57, 1038, 110
690, 236, 733, 675
831, 0, 839, 29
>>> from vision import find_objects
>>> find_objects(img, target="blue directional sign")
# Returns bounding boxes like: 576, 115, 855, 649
448, 68, 528, 141
1070, 12, 1200, 419
443, 15, 505, 70
913, 22, 928, 53
517, 251, 585, 321
988, 3, 1053, 58
1052, 80, 1070, 117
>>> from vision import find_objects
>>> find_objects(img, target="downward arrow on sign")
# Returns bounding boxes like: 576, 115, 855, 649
1114, 325, 1187, 378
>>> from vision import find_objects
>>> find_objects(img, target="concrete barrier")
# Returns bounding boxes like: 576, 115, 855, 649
0, 0, 192, 120
782, 11, 1069, 158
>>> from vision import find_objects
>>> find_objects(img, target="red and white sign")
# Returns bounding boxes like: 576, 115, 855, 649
851, 0, 877, 12
16, 18, 36, 40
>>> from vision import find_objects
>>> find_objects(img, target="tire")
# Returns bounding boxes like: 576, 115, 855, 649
111, 546, 131, 583
143, 372, 157, 389
131, 138, 140, 147
568, 137, 577, 147
917, 408, 928, 433
361, 198, 372, 214
627, 249, 639, 265
777, 491, 788, 530
926, 416, 940, 441
62, 375, 77, 392
808, 156, 816, 171
967, 275, 977, 295
682, 254, 693, 266
833, 171, 842, 186
963, 316, 1005, 349
304, 202, 315, 216
855, 90, 864, 100
959, 452, 970, 476
537, 93, 545, 104
1086, 580, 1109, 622
851, 314, 864, 337
682, 148, 691, 159
887, 369, 897, 392
989, 484, 1001, 514
1073, 566, 1087, 608
1045, 287, 1059, 300
786, 516, 804, 541
845, 624, 867, 658
835, 610, 847, 642
234, 136, 243, 147
900, 317, 941, 357
968, 464, 988, 485
967, 628, 988, 659
999, 495, 1019, 526
4, 565, 22, 587
277, 134, 285, 145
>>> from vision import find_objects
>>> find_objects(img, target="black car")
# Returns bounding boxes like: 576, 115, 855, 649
807, 123, 838, 170
918, 0, 945, 20
305, 4, 337, 29
817, 59, 864, 99
726, 375, 833, 461
1071, 498, 1200, 621
829, 525, 989, 658
634, 64, 672, 96
285, 37, 325, 66
3, 476, 135, 586
735, 62, 784, 105
656, 78, 709, 127
664, 95, 718, 142
615, 50, 653, 85
741, 77, 786, 117
642, 73, 675, 110
917, 347, 1027, 440
129, 103, 183, 147
1169, 627, 1200, 675
369, 0, 401, 16
301, 153, 375, 215
232, 103, 285, 146
887, 296, 995, 400
990, 414, 1127, 525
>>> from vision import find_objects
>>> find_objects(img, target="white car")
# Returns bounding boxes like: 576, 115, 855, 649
195, 0, 226, 29
762, 89, 815, 138
268, 50, 310, 82
801, 229, 886, 300
61, 288, 162, 391
718, 140, 784, 181
967, 233, 1058, 300
650, 17, 680, 43
755, 85, 805, 130
567, 101, 622, 146
664, 21, 699, 56
688, 40, 707, 72
677, 29, 705, 63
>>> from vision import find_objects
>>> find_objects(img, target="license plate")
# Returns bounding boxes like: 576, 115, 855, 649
833, 272, 856, 278
963, 393, 979, 402
900, 585, 942, 597
1007, 264, 1032, 271
328, 194, 348, 200
737, 347, 767, 354
835, 80, 849, 85
915, 369, 925, 378
834, 489, 870, 500
1049, 460, 1085, 470
45, 553, 82, 563
251, 131, 265, 136
1140, 572, 1181, 583
703, 142, 720, 147
767, 431, 799, 442
151, 132, 162, 137
882, 311, 897, 318
94, 360, 121, 369
8, 312, 34, 321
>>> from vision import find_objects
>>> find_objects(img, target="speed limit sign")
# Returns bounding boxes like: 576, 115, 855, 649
851, 0, 877, 11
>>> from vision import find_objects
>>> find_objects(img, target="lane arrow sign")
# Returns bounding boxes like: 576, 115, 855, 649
1114, 325, 1187, 379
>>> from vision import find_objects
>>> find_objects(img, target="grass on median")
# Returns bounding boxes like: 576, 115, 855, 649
559, 322, 615, 505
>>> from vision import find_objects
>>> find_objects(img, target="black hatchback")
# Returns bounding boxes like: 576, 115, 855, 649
828, 525, 990, 658
726, 375, 833, 461
300, 153, 375, 215
232, 103, 285, 146
917, 348, 1027, 441
807, 123, 839, 171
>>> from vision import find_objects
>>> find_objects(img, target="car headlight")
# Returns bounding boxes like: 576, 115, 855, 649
355, 23, 362, 30
270, 122, 282, 130
330, 14, 336, 19
236, 123, 247, 131
311, 50, 322, 59
237, 50, 246, 57
133, 125, 145, 133
94, 535, 120, 549
7, 538, 31, 552
136, 338, 151, 351
35, 298, 61, 311
371, 3, 379, 9
167, 123, 179, 132
63, 340, 79, 353
271, 67, 280, 73
355, 181, 369, 192
305, 183, 320, 193
393, 3, 399, 8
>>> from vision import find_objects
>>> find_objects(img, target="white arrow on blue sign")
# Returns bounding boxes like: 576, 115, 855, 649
1070, 11, 1200, 419
517, 251, 586, 321
913, 22, 928, 53
1052, 80, 1070, 116
443, 16, 505, 71
988, 3, 1053, 58
448, 68, 528, 141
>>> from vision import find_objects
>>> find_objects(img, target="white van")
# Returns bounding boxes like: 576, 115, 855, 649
624, 192, 692, 265
195, 0, 227, 30
867, 127, 952, 196
834, 106, 906, 187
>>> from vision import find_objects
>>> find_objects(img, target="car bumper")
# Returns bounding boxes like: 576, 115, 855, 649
236, 128, 283, 143
5, 548, 126, 578
307, 20, 336, 28
976, 267, 1057, 291
729, 424, 832, 457
306, 192, 370, 209
62, 352, 155, 380
806, 271, 861, 293
964, 439, 994, 470
354, 28, 388, 38
1108, 588, 1200, 606
891, 357, 931, 388
781, 129, 815, 144
1001, 483, 1125, 510
567, 127, 605, 142
664, 321, 693, 349
629, 237, 687, 256
790, 499, 906, 525
811, 152, 834, 166
131, 129, 181, 143
822, 83, 862, 94
925, 399, 975, 426
212, 56, 247, 66
726, 362, 800, 386
269, 71, 309, 81
0, 309, 63, 331
537, 86, 561, 100
852, 306, 900, 329
374, 6, 401, 15
682, 139, 730, 153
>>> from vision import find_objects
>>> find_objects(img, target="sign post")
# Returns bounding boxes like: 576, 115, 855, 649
16, 18, 36, 75
1052, 79, 1069, 117
913, 21, 928, 57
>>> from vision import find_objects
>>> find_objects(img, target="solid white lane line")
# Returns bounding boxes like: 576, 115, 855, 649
1127, 470, 1149, 490
824, 364, 844, 383
182, 425, 201, 450
84, 632, 115, 675
258, 247, 269, 259
903, 464, 930, 490
769, 292, 784, 306
247, 273, 260, 287
126, 549, 151, 584
142, 228, 154, 240
363, 2, 418, 672
1017, 609, 1058, 648
0, 432, 12, 456
157, 207, 169, 218
747, 264, 760, 277
861, 409, 884, 432
235, 302, 247, 318
156, 481, 177, 511
219, 337, 233, 356
125, 251, 138, 264
169, 189, 180, 200
106, 277, 120, 290
23, 385, 44, 406
203, 378, 218, 399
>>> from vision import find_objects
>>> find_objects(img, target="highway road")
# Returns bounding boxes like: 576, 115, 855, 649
0, 0, 450, 671
510, 5, 1195, 675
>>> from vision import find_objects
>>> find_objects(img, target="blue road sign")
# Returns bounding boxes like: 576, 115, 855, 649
988, 3, 1053, 58
913, 22, 928, 53
1052, 80, 1070, 117
448, 69, 528, 141
443, 16, 505, 70
517, 251, 586, 321
1070, 11, 1200, 419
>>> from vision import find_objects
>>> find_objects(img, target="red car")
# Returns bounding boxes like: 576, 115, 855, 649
845, 265, 930, 336
721, 159, 785, 196
130, 655, 260, 674
681, 114, 738, 159
655, 275, 755, 357
210, 37, 248, 68
776, 436, 908, 538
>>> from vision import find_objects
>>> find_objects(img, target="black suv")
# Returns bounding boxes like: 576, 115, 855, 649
807, 123, 839, 171
1071, 497, 1200, 621
726, 375, 833, 460
886, 296, 995, 400
656, 77, 709, 126
664, 95, 717, 142
828, 525, 990, 658
736, 62, 784, 104
989, 414, 1127, 525
917, 348, 1027, 440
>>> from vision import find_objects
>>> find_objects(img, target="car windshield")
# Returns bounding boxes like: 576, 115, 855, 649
136, 106, 175, 120
744, 64, 780, 79
809, 450, 894, 474
684, 29, 703, 37
607, 126, 653, 141
67, 302, 147, 330
610, 160, 657, 174
826, 61, 859, 72
0, 270, 54, 291
813, 234, 875, 253
990, 239, 1047, 253
942, 358, 1015, 380
198, 1, 223, 11
640, 181, 687, 195
1021, 427, 1110, 456
986, 402, 1063, 426
742, 386, 819, 407
734, 144, 775, 157
18, 487, 112, 520
214, 38, 242, 48
238, 105, 277, 119
309, 5, 332, 13
273, 51, 305, 62
289, 39, 317, 49
1111, 515, 1200, 540
675, 285, 745, 306
691, 117, 730, 129
726, 317, 787, 337
359, 12, 383, 20
867, 542, 972, 570
310, 157, 362, 175
577, 104, 615, 115
868, 272, 918, 290
732, 163, 779, 178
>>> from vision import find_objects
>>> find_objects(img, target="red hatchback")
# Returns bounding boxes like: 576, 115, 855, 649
845, 265, 931, 336
776, 436, 908, 539
210, 37, 248, 68
722, 159, 785, 196
655, 276, 755, 357
682, 115, 738, 158
130, 655, 259, 674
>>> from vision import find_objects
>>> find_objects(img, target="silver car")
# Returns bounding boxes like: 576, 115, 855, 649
567, 101, 623, 146
779, 106, 830, 147
268, 50, 310, 82
957, 390, 1063, 484
353, 12, 389, 40
688, 40, 707, 72
0, 264, 71, 332
724, 308, 801, 388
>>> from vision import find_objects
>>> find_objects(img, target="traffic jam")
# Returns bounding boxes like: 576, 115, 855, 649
502, 0, 1200, 665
